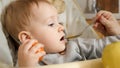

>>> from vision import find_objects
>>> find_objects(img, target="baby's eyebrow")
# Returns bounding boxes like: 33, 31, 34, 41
49, 15, 58, 19
59, 22, 63, 25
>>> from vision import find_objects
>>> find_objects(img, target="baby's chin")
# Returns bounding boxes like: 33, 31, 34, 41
58, 47, 66, 55
45, 45, 66, 54
45, 48, 65, 54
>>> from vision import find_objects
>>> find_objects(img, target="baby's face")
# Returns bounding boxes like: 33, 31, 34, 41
27, 2, 66, 53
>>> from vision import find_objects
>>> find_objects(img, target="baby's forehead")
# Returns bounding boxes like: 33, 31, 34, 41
29, 2, 58, 22
31, 2, 57, 13
30, 2, 50, 16
30, 1, 52, 9
30, 2, 53, 14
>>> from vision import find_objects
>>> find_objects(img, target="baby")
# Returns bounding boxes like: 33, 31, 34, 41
1, 0, 120, 67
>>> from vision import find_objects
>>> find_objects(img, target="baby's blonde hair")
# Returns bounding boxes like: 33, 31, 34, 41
1, 0, 51, 66
1, 0, 51, 40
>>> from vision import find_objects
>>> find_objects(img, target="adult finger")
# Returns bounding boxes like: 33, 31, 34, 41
36, 51, 46, 61
22, 39, 38, 53
29, 43, 44, 54
99, 16, 109, 26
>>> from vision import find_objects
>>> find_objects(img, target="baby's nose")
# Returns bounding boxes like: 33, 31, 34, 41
58, 24, 64, 32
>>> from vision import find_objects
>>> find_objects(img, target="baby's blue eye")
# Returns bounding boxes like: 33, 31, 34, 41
48, 23, 54, 27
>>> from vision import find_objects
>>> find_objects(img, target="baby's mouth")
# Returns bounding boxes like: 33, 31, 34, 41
59, 36, 67, 55
60, 36, 65, 41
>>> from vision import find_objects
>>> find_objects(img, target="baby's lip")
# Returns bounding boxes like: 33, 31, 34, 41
60, 35, 65, 41
60, 35, 68, 45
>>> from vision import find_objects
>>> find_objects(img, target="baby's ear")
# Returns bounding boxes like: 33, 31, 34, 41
18, 31, 32, 43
